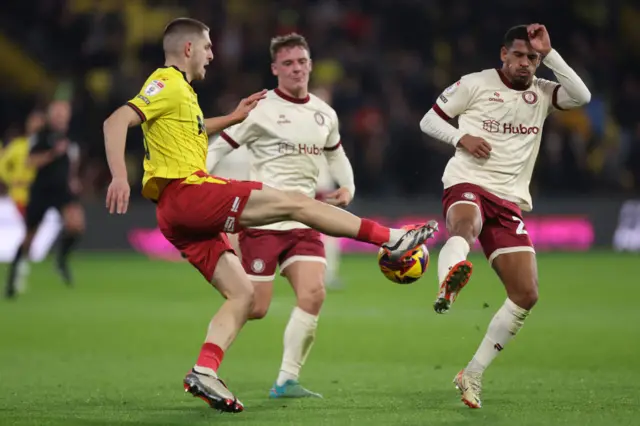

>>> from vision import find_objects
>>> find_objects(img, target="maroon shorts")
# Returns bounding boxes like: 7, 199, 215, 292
239, 228, 326, 281
442, 183, 535, 263
156, 171, 263, 282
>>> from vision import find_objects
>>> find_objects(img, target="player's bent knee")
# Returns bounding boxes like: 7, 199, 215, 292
212, 254, 255, 309
448, 219, 478, 245
509, 278, 539, 310
296, 280, 326, 313
249, 302, 270, 320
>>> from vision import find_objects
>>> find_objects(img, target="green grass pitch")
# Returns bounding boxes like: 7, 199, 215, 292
1, 251, 639, 425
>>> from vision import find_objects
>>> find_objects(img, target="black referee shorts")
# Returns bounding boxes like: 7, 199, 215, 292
25, 188, 78, 229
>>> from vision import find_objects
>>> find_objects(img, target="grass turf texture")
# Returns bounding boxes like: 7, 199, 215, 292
0, 252, 638, 426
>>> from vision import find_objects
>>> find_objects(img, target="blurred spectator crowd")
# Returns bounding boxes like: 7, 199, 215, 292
1, 0, 639, 200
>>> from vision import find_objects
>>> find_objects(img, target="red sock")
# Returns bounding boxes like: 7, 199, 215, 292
356, 219, 390, 246
195, 342, 225, 373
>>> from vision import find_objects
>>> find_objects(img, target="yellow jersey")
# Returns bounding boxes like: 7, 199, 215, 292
127, 66, 208, 201
0, 136, 36, 205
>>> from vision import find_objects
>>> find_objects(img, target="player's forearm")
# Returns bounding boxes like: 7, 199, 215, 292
28, 151, 57, 168
103, 116, 130, 180
324, 146, 356, 198
543, 49, 591, 108
206, 137, 235, 173
419, 109, 465, 147
204, 115, 242, 135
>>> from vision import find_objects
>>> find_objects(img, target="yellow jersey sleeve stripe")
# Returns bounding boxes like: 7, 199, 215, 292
127, 102, 147, 122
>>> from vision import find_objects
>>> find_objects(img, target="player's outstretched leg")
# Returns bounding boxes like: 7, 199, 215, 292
239, 186, 438, 259
434, 203, 480, 313
55, 203, 85, 286
184, 252, 253, 413
455, 251, 537, 408
270, 261, 325, 399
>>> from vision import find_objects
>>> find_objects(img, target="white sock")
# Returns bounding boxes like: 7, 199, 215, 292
277, 306, 318, 386
387, 228, 405, 246
16, 259, 30, 294
466, 298, 530, 374
323, 236, 341, 284
437, 236, 471, 284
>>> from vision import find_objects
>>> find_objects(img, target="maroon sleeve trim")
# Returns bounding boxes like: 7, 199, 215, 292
220, 131, 240, 148
126, 102, 146, 122
432, 103, 452, 120
552, 85, 566, 111
324, 140, 342, 151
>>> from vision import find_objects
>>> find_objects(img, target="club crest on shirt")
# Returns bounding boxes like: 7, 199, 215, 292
314, 112, 326, 126
444, 80, 461, 95
251, 259, 265, 273
522, 91, 538, 105
144, 80, 165, 96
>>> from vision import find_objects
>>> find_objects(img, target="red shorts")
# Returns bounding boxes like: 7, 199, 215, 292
239, 228, 326, 282
156, 172, 263, 282
442, 183, 535, 264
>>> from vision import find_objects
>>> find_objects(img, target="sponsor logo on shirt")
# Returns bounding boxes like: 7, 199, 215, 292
439, 94, 448, 104
482, 120, 540, 135
277, 141, 324, 156
444, 80, 461, 95
277, 114, 291, 125
144, 80, 165, 96
136, 94, 151, 105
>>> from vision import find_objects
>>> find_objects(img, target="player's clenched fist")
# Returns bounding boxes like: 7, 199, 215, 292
231, 89, 268, 123
325, 187, 353, 207
106, 177, 130, 214
527, 23, 552, 56
458, 134, 492, 159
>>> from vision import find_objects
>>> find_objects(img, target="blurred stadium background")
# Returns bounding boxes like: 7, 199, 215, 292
1, 1, 639, 425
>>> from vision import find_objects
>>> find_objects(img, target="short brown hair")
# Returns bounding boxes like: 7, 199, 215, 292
269, 33, 310, 61
163, 18, 210, 53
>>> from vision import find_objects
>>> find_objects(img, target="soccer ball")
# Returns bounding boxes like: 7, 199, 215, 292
377, 244, 429, 284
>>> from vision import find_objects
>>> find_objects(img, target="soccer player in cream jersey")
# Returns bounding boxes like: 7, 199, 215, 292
207, 34, 353, 398
104, 18, 437, 413
420, 24, 590, 408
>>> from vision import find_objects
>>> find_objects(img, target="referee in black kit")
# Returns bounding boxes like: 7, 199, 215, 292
5, 100, 85, 299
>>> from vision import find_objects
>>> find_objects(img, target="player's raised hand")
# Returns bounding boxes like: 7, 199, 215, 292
106, 177, 130, 214
458, 134, 492, 159
324, 187, 353, 207
527, 24, 552, 56
231, 89, 268, 123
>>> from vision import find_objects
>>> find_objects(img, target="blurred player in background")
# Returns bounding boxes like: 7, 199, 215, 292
0, 110, 45, 217
0, 110, 45, 294
104, 19, 436, 413
5, 101, 85, 299
420, 24, 590, 408
207, 34, 356, 399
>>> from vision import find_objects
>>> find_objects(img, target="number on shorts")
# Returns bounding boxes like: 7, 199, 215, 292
512, 216, 528, 235
143, 135, 151, 160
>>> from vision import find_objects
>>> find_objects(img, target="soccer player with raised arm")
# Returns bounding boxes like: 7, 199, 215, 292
207, 34, 355, 399
419, 24, 590, 408
103, 18, 437, 413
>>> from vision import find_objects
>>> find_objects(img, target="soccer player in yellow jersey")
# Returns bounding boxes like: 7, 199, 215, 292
0, 110, 45, 217
103, 17, 437, 413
